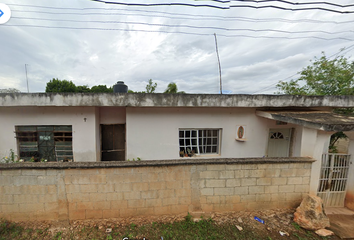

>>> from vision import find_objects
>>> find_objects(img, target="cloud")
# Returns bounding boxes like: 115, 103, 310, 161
1, 0, 354, 94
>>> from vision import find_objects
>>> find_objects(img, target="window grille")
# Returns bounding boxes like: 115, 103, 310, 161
15, 125, 73, 162
179, 129, 220, 155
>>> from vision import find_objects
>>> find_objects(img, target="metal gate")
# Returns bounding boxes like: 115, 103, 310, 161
317, 153, 350, 207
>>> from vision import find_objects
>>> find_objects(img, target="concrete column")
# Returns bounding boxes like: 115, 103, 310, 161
343, 132, 354, 210
308, 130, 332, 195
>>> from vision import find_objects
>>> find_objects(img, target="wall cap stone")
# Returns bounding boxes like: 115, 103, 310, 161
1, 93, 354, 108
0, 157, 315, 170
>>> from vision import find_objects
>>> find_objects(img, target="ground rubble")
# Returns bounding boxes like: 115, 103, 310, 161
9, 208, 340, 239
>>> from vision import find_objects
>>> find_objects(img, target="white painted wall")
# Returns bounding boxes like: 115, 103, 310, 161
0, 107, 98, 162
126, 107, 303, 160
308, 130, 332, 195
99, 107, 126, 124
300, 127, 319, 157
343, 132, 354, 210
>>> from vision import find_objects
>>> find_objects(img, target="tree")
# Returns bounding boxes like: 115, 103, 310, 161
164, 82, 186, 94
90, 85, 113, 93
46, 78, 77, 93
0, 88, 21, 93
276, 53, 354, 95
276, 52, 353, 152
164, 82, 178, 93
145, 79, 157, 93
76, 85, 91, 93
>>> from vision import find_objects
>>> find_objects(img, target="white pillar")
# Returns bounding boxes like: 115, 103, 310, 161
308, 130, 332, 195
343, 132, 354, 210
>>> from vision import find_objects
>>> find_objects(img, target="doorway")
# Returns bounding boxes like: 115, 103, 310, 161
267, 128, 291, 157
101, 124, 125, 161
317, 153, 350, 207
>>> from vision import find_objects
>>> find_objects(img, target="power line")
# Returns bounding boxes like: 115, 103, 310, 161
231, 0, 354, 8
3, 24, 353, 41
89, 0, 354, 14
10, 16, 354, 36
8, 4, 354, 25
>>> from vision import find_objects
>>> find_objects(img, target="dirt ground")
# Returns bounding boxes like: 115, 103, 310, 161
7, 208, 343, 240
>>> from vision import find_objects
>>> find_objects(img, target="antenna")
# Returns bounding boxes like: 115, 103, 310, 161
25, 64, 29, 93
214, 33, 222, 94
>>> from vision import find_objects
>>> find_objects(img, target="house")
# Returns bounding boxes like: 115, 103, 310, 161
0, 92, 353, 221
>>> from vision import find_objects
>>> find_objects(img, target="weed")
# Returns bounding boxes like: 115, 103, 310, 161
184, 212, 193, 222
1, 149, 19, 163
292, 222, 301, 230
130, 223, 137, 230
54, 231, 62, 240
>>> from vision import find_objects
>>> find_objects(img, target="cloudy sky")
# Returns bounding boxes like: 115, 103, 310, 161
1, 0, 354, 94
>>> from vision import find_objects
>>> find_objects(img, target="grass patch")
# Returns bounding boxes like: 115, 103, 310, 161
0, 215, 339, 240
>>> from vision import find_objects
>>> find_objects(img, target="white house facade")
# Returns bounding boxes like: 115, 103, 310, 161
1, 93, 354, 213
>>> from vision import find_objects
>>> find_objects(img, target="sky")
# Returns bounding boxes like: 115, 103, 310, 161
1, 0, 354, 94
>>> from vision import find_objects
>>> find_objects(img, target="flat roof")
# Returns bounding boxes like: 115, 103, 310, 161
1, 93, 354, 108
256, 110, 354, 131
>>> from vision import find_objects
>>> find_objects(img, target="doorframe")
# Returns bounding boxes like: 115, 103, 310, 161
317, 153, 351, 207
100, 123, 126, 161
266, 128, 293, 157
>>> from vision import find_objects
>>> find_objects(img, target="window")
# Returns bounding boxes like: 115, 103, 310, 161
179, 129, 220, 156
270, 132, 284, 139
15, 125, 73, 162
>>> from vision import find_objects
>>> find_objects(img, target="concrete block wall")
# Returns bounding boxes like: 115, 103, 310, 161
0, 162, 312, 221
198, 163, 311, 212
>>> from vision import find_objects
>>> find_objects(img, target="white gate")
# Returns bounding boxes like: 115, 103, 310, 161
317, 153, 351, 207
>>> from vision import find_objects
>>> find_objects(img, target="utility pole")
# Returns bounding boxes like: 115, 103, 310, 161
214, 33, 222, 94
25, 64, 29, 93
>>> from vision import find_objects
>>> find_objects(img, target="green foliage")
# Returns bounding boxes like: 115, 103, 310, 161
54, 231, 62, 240
164, 82, 178, 93
90, 85, 113, 93
276, 52, 354, 151
146, 79, 157, 93
45, 79, 113, 93
184, 212, 193, 222
164, 82, 186, 94
276, 53, 354, 95
1, 149, 19, 163
0, 217, 330, 240
46, 78, 77, 93
76, 85, 91, 93
292, 222, 301, 230
329, 131, 348, 153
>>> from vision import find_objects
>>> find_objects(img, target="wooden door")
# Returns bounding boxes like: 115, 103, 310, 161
101, 124, 125, 161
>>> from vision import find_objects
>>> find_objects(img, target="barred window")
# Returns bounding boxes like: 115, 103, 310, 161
179, 129, 220, 156
15, 125, 73, 162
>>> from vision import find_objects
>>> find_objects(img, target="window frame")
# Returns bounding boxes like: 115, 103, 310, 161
179, 128, 221, 156
15, 125, 73, 162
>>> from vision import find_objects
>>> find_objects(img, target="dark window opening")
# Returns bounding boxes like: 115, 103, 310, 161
15, 125, 73, 162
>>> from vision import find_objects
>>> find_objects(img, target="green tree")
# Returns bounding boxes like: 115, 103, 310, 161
76, 85, 91, 93
276, 53, 354, 95
145, 79, 157, 93
90, 85, 113, 93
276, 52, 353, 152
164, 82, 186, 94
46, 78, 77, 93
